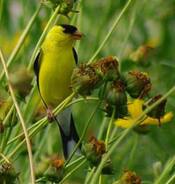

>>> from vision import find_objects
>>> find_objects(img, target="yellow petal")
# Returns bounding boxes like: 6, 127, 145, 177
141, 112, 173, 125
128, 99, 144, 118
115, 118, 135, 128
161, 112, 173, 123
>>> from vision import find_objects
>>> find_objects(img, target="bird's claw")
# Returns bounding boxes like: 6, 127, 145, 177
47, 107, 55, 122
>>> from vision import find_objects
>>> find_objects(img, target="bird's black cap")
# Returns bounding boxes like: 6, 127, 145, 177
60, 24, 77, 34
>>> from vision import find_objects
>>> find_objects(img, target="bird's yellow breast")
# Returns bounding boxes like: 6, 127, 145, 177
39, 47, 75, 108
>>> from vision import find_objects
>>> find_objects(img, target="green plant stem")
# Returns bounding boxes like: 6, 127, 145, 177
154, 156, 175, 184
27, 6, 61, 71
0, 49, 35, 184
118, 0, 138, 60
0, 152, 10, 164
1, 93, 75, 163
108, 131, 122, 146
0, 4, 42, 80
7, 92, 74, 147
59, 159, 87, 184
74, 0, 82, 52
105, 109, 115, 149
166, 173, 175, 184
88, 0, 133, 64
127, 133, 138, 168
66, 96, 99, 107
99, 175, 102, 184
65, 101, 101, 166
7, 96, 97, 146
7, 117, 45, 146
85, 167, 95, 184
1, 122, 13, 153
2, 105, 14, 126
90, 85, 175, 184
33, 126, 50, 160
98, 117, 107, 140
65, 156, 85, 169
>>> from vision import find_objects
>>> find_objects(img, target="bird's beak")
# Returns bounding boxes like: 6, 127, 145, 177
72, 30, 83, 40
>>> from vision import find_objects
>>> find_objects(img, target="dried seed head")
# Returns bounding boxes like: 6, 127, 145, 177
82, 136, 106, 166
89, 136, 106, 155
119, 170, 141, 184
93, 56, 120, 81
0, 163, 18, 183
143, 95, 167, 124
51, 157, 64, 170
126, 71, 151, 99
71, 64, 102, 96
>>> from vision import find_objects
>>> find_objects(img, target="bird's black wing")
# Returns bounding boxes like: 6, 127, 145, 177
72, 47, 78, 65
33, 50, 48, 108
33, 50, 42, 86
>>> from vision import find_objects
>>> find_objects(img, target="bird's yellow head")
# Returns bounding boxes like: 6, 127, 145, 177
45, 24, 82, 48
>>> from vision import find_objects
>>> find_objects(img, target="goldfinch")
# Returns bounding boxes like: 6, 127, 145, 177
34, 24, 82, 159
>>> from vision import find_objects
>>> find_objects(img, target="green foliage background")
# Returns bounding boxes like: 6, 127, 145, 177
0, 0, 175, 183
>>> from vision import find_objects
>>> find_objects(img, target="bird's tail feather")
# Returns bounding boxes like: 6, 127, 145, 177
57, 110, 81, 159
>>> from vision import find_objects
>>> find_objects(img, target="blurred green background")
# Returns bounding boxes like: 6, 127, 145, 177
0, 0, 175, 183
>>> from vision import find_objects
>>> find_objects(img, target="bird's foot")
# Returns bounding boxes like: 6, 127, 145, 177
47, 107, 55, 122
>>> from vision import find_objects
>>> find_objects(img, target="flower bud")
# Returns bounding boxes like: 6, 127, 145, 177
10, 67, 33, 99
125, 71, 151, 99
59, 0, 74, 15
92, 56, 120, 81
143, 95, 167, 125
105, 80, 126, 105
118, 170, 141, 184
82, 136, 106, 166
42, 0, 75, 15
104, 80, 128, 118
42, 0, 61, 9
71, 64, 102, 96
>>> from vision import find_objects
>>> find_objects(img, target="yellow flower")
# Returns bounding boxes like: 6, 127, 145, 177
115, 99, 173, 128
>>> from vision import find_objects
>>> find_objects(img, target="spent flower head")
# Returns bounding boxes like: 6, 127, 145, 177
118, 170, 141, 184
93, 56, 120, 81
143, 94, 167, 125
0, 163, 18, 184
71, 64, 102, 96
82, 136, 106, 166
125, 71, 151, 99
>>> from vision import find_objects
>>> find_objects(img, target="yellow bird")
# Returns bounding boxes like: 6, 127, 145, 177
34, 24, 82, 159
